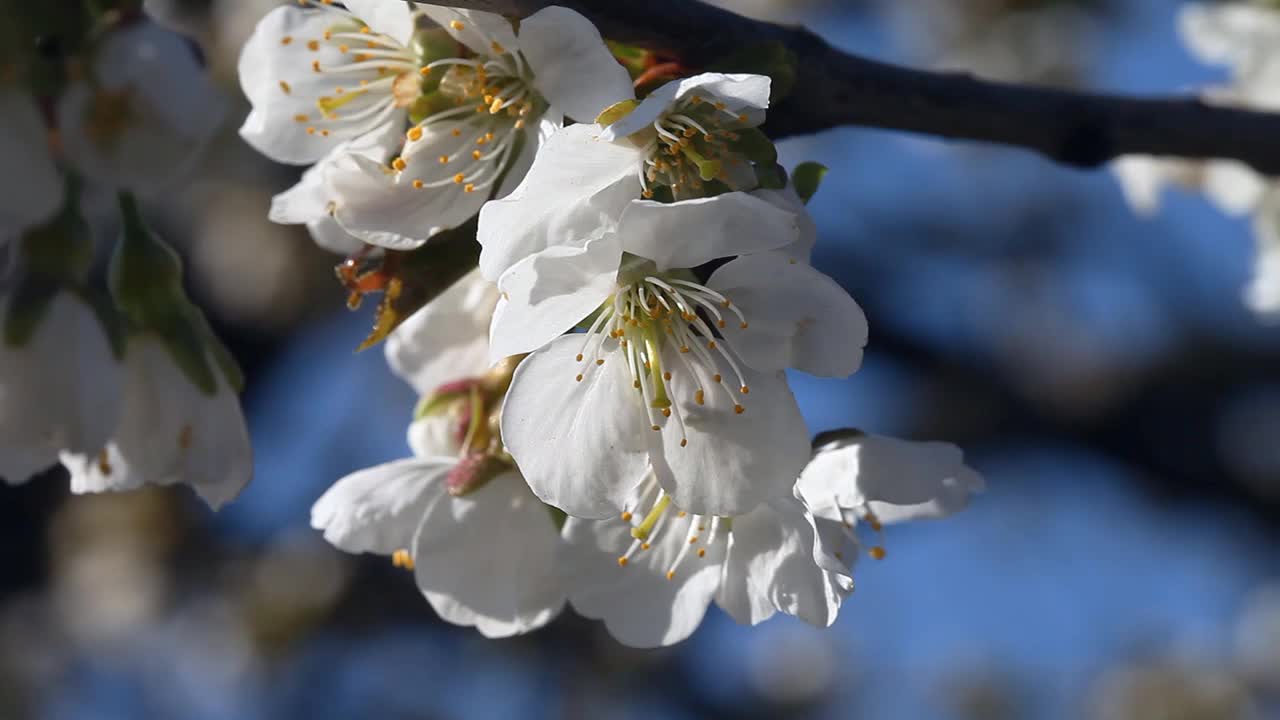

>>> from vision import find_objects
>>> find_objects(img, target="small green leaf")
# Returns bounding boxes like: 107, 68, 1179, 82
791, 162, 829, 204
606, 40, 651, 81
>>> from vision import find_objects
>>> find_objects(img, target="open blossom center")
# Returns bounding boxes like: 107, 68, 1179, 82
615, 481, 728, 580
282, 0, 422, 139
397, 37, 542, 195
573, 272, 752, 447
638, 94, 756, 200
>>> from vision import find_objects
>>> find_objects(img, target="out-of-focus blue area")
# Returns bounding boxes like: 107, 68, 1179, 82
18, 1, 1280, 719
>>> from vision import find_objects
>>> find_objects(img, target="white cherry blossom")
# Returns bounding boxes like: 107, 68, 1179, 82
0, 292, 123, 485
58, 19, 226, 194
478, 72, 777, 281
313, 270, 562, 638
0, 89, 61, 238
798, 431, 985, 530
562, 473, 850, 648
59, 335, 252, 510
241, 2, 631, 248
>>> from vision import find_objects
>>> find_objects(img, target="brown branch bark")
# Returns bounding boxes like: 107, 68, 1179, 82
416, 0, 1280, 175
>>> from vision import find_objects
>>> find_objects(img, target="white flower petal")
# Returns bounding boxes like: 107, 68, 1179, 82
477, 123, 640, 281
418, 6, 518, 57
1179, 3, 1280, 70
708, 251, 868, 377
238, 6, 392, 164
0, 90, 60, 236
488, 236, 621, 363
715, 491, 842, 628
407, 415, 459, 458
0, 293, 122, 484
754, 187, 816, 263
518, 6, 634, 123
1202, 160, 1267, 216
60, 336, 252, 510
798, 433, 984, 524
616, 192, 800, 271
1246, 189, 1280, 319
329, 152, 483, 250
311, 456, 451, 554
412, 472, 564, 638
602, 73, 770, 141
651, 351, 809, 517
342, 0, 416, 45
563, 482, 726, 648
386, 269, 500, 395
501, 336, 652, 519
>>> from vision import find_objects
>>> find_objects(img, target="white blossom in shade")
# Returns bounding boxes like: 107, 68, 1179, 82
493, 204, 866, 519
562, 471, 851, 648
478, 72, 776, 281
58, 20, 226, 194
0, 89, 60, 238
59, 335, 252, 510
1245, 189, 1280, 318
1112, 2, 1280, 321
240, 2, 630, 249
797, 431, 984, 536
0, 293, 123, 485
386, 268, 501, 396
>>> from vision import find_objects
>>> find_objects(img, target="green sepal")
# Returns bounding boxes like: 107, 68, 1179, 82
596, 98, 638, 127
355, 220, 481, 352
791, 162, 828, 204
188, 304, 244, 393
154, 312, 219, 397
606, 40, 650, 81
3, 272, 60, 349
725, 126, 777, 167
706, 41, 798, 103
408, 89, 459, 125
74, 284, 127, 359
109, 193, 187, 331
755, 163, 787, 190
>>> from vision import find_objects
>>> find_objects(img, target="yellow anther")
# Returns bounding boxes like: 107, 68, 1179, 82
642, 543, 651, 550
689, 95, 702, 104
651, 425, 661, 432
307, 40, 320, 51
734, 404, 745, 414
294, 113, 309, 122
311, 60, 321, 72
412, 179, 425, 189
679, 346, 690, 354
870, 546, 887, 560
438, 155, 450, 164
472, 149, 482, 160
712, 374, 722, 383
464, 183, 475, 193
595, 359, 604, 366
281, 36, 293, 45
679, 439, 688, 447
407, 127, 423, 141
661, 408, 671, 417
576, 353, 584, 362
359, 25, 371, 33
491, 41, 505, 54
575, 374, 584, 382
338, 44, 349, 53
737, 114, 749, 122
694, 389, 705, 405
419, 66, 432, 76
306, 127, 316, 135
617, 557, 628, 567
663, 372, 672, 381
740, 321, 749, 329
717, 319, 726, 329
392, 549, 415, 570
688, 536, 698, 544
714, 102, 727, 110
707, 341, 717, 350
279, 81, 292, 94
392, 157, 407, 171
666, 571, 675, 581
697, 549, 706, 558
621, 511, 633, 521
452, 128, 462, 137
453, 173, 465, 183
739, 386, 750, 395
450, 20, 465, 30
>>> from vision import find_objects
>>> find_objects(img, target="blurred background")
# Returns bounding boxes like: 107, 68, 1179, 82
3, 0, 1279, 718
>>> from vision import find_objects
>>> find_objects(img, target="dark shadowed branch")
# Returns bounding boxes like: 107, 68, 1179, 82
416, 0, 1280, 174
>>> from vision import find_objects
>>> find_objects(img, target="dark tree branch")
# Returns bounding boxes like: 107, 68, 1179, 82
417, 0, 1280, 175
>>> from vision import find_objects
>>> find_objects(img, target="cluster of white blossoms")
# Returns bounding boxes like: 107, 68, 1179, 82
232, 3, 984, 646
0, 13, 250, 507
1113, 0, 1280, 319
